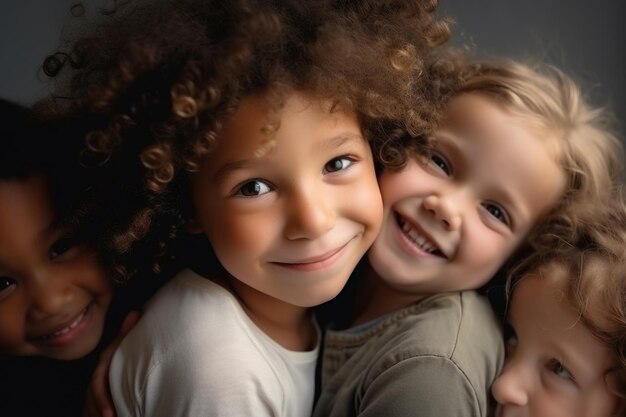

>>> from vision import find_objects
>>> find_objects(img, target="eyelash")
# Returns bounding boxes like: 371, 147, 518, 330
505, 322, 577, 384
49, 236, 78, 260
324, 156, 356, 174
232, 155, 357, 198
234, 179, 273, 198
503, 323, 518, 352
546, 359, 576, 383
0, 277, 16, 298
429, 152, 451, 176
481, 202, 510, 226
0, 236, 79, 300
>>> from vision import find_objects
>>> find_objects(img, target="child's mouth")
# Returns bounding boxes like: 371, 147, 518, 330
395, 213, 446, 258
30, 303, 92, 344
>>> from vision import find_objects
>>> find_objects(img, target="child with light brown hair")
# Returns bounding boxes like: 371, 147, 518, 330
313, 59, 624, 417
492, 197, 626, 417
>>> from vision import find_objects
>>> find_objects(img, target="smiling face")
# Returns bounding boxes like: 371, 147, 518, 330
367, 93, 566, 295
491, 275, 619, 417
0, 176, 113, 360
189, 90, 382, 309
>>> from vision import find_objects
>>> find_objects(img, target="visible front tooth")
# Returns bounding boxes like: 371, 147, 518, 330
45, 308, 87, 339
400, 218, 437, 254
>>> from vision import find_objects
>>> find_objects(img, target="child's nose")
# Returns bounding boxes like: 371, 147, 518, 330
422, 193, 461, 231
490, 359, 530, 407
284, 188, 335, 240
27, 272, 74, 320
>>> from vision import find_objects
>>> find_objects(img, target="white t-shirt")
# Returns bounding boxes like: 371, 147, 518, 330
110, 269, 319, 417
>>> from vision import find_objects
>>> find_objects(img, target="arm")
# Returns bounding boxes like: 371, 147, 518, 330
357, 356, 484, 417
83, 311, 141, 417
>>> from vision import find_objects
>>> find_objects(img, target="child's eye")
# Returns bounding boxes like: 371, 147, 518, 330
49, 236, 78, 260
547, 359, 576, 382
323, 156, 355, 174
503, 323, 518, 352
429, 152, 451, 176
234, 180, 272, 197
482, 202, 510, 226
0, 276, 16, 296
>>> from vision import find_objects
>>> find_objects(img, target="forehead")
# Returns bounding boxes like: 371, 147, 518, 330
200, 91, 360, 169
451, 92, 562, 156
511, 275, 616, 366
0, 176, 54, 256
0, 176, 52, 225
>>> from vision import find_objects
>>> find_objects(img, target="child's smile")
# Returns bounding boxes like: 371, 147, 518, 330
189, 90, 383, 309
27, 301, 94, 347
0, 176, 113, 360
368, 93, 566, 296
394, 212, 448, 259
270, 240, 353, 272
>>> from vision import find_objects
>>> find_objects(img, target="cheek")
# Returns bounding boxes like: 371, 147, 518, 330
367, 239, 394, 279
378, 171, 405, 206
0, 305, 27, 354
533, 393, 581, 417
378, 161, 427, 205
347, 177, 383, 234
585, 385, 621, 417
208, 212, 276, 260
70, 258, 115, 298
458, 230, 520, 284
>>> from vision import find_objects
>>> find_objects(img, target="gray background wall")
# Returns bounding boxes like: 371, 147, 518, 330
1, 0, 624, 141
442, 0, 625, 140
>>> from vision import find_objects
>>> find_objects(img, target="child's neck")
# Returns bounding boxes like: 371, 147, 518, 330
352, 263, 427, 326
211, 272, 316, 352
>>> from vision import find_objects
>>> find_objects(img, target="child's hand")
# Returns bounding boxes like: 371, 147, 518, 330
83, 311, 141, 417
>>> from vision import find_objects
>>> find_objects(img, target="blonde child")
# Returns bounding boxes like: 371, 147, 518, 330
313, 59, 624, 416
492, 200, 626, 417
42, 0, 459, 415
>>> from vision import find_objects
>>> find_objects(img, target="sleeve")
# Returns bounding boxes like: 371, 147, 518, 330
110, 328, 284, 417
357, 356, 483, 417
144, 354, 281, 417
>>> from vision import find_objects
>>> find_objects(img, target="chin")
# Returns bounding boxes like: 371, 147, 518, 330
302, 282, 347, 307
47, 345, 97, 361
47, 333, 102, 361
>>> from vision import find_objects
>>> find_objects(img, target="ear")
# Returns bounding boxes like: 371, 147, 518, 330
186, 217, 204, 234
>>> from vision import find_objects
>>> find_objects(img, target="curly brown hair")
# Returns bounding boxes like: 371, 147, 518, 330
506, 196, 626, 415
40, 0, 461, 280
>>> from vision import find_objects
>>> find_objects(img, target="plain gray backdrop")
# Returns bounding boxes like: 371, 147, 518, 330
1, 0, 624, 142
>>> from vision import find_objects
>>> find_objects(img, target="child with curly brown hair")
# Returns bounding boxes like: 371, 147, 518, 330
0, 98, 170, 417
42, 0, 458, 415
492, 198, 626, 417
312, 59, 624, 417
0, 98, 117, 416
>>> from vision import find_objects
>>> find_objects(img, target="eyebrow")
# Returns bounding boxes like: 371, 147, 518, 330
212, 132, 364, 183
38, 218, 66, 246
213, 160, 251, 184
510, 305, 600, 385
553, 329, 607, 385
320, 132, 364, 151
